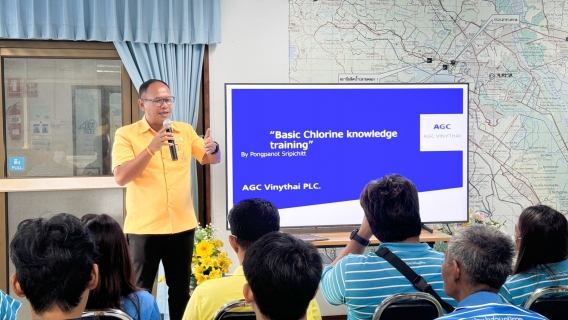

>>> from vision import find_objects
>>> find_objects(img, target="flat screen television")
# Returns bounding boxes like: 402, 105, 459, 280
226, 83, 469, 227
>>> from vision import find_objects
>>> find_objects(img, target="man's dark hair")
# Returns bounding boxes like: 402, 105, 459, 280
139, 79, 169, 97
360, 174, 421, 242
243, 232, 322, 320
228, 198, 280, 250
9, 213, 99, 314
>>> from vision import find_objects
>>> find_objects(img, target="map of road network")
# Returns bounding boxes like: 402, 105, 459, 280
289, 0, 568, 230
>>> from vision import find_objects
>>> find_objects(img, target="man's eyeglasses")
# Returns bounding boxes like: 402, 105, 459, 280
141, 96, 175, 107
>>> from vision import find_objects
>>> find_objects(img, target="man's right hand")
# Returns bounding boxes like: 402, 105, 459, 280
148, 127, 174, 154
113, 127, 174, 186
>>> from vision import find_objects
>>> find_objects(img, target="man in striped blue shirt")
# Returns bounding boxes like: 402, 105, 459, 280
0, 289, 21, 320
437, 224, 547, 320
320, 174, 455, 320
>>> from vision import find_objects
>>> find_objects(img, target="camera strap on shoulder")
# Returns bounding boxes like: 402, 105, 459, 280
375, 246, 455, 313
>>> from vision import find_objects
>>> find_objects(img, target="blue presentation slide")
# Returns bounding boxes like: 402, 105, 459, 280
227, 84, 468, 227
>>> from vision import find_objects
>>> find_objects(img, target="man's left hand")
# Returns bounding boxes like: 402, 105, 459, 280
204, 128, 216, 154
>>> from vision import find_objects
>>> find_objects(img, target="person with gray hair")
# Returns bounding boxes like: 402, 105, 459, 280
437, 224, 547, 319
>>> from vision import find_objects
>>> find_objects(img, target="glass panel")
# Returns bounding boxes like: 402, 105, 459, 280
6, 189, 125, 320
3, 58, 122, 177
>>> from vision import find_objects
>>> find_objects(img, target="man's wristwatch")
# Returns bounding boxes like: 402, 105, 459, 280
350, 229, 370, 246
211, 142, 219, 154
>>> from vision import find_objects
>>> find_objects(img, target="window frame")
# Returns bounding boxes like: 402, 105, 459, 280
0, 40, 137, 292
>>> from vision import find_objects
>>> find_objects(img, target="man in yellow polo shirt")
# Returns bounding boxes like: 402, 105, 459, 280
182, 199, 321, 320
112, 79, 221, 320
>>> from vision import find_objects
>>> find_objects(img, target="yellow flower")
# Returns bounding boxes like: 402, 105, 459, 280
221, 263, 231, 274
196, 240, 215, 258
191, 264, 203, 275
200, 256, 216, 269
191, 225, 233, 286
195, 272, 206, 285
209, 268, 222, 279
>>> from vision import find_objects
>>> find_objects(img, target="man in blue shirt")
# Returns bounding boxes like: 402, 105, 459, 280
437, 224, 547, 320
0, 289, 20, 320
320, 174, 455, 319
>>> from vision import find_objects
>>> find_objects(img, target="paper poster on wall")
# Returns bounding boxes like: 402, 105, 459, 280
73, 88, 101, 156
26, 80, 38, 98
30, 121, 50, 135
30, 136, 51, 151
30, 120, 52, 150
7, 78, 22, 97
28, 105, 52, 121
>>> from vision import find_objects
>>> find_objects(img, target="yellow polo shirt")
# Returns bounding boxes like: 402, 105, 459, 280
112, 118, 205, 234
182, 266, 322, 320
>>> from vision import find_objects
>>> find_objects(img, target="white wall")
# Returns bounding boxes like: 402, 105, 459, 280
209, 0, 289, 266
208, 0, 346, 316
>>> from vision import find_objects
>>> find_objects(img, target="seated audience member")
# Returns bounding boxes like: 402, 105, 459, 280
182, 198, 321, 320
320, 174, 455, 319
0, 289, 21, 319
500, 205, 568, 305
9, 213, 100, 320
437, 224, 547, 320
81, 214, 160, 320
243, 232, 323, 320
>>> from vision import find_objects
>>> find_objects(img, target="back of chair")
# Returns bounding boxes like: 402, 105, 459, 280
373, 292, 444, 320
82, 308, 134, 320
213, 299, 256, 320
523, 285, 568, 320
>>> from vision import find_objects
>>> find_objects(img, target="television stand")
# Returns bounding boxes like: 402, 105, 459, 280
421, 223, 433, 233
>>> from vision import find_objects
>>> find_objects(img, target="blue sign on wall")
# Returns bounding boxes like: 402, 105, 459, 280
9, 157, 25, 171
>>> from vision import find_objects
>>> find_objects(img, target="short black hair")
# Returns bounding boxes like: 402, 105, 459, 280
139, 79, 169, 97
228, 198, 280, 250
243, 232, 322, 320
360, 174, 421, 242
9, 213, 99, 314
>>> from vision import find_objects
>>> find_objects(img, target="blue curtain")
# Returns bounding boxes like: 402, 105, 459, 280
115, 42, 204, 217
0, 0, 221, 44
0, 0, 217, 220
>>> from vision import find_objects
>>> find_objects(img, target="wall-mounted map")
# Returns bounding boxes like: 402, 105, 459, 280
290, 0, 568, 229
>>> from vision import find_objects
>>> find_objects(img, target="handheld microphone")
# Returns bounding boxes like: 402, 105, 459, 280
163, 119, 178, 161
